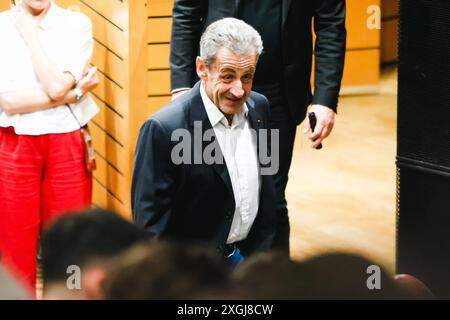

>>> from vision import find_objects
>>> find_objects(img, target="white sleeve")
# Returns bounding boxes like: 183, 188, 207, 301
57, 13, 93, 82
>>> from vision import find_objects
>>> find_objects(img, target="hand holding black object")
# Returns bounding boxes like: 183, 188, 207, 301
308, 112, 323, 150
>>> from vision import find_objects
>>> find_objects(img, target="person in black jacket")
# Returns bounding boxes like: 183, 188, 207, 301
133, 18, 277, 262
170, 0, 347, 256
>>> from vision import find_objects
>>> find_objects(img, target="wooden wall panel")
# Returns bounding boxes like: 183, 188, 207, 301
381, 0, 398, 64
92, 71, 128, 117
148, 44, 170, 69
340, 0, 381, 91
56, 0, 148, 218
148, 70, 170, 96
147, 17, 172, 43
346, 0, 381, 49
94, 155, 127, 200
382, 0, 398, 18
77, 0, 127, 31
148, 96, 171, 111
146, 0, 172, 126
93, 180, 126, 215
80, 6, 127, 59
92, 41, 125, 88
146, 0, 383, 105
92, 95, 126, 145
89, 121, 126, 180
340, 50, 380, 94
0, 0, 10, 11
381, 19, 397, 64
148, 0, 173, 17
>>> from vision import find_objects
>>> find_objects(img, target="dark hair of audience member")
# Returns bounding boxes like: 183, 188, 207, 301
231, 252, 411, 300
393, 274, 434, 300
103, 241, 231, 300
41, 209, 149, 286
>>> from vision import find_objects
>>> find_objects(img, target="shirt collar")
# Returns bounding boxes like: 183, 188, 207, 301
200, 81, 248, 128
39, 1, 58, 30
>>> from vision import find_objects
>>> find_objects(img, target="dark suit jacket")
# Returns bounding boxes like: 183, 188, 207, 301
132, 82, 277, 255
170, 0, 347, 125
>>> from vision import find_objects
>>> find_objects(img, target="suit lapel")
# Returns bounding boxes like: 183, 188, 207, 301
248, 97, 272, 178
246, 103, 263, 167
282, 0, 292, 29
246, 97, 269, 205
189, 82, 235, 203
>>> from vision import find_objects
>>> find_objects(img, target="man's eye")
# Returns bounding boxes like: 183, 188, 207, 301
223, 75, 233, 81
242, 74, 253, 82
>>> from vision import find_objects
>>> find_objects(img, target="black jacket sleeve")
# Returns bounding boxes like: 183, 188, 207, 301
170, 0, 208, 91
312, 0, 347, 111
131, 118, 175, 237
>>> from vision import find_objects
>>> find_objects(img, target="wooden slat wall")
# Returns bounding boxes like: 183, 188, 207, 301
0, 0, 9, 11
381, 0, 398, 64
56, 0, 128, 218
32, 0, 147, 219
340, 0, 381, 93
147, 0, 172, 111
146, 0, 382, 99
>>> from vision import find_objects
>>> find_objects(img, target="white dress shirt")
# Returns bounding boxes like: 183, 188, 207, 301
0, 2, 98, 135
200, 82, 260, 244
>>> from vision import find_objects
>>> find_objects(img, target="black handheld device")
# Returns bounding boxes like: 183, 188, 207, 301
308, 112, 323, 150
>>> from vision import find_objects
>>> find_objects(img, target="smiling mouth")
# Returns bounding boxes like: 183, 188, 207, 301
226, 96, 242, 102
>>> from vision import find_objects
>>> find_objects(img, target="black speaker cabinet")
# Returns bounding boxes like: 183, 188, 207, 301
397, 0, 450, 299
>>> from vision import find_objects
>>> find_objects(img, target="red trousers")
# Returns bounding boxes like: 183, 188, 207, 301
0, 127, 92, 293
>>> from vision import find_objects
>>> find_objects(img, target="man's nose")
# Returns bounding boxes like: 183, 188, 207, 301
230, 81, 245, 98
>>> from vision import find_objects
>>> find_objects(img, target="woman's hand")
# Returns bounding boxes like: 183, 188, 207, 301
76, 67, 100, 95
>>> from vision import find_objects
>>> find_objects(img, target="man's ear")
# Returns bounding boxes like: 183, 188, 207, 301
82, 266, 107, 300
196, 57, 208, 80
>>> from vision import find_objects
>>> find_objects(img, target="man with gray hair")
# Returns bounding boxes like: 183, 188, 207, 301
132, 18, 277, 264
170, 0, 347, 257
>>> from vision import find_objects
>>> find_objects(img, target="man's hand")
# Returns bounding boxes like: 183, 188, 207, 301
171, 89, 189, 101
303, 104, 335, 149
76, 67, 99, 95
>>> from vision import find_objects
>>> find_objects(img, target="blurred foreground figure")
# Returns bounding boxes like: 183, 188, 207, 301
104, 241, 230, 299
41, 209, 148, 300
0, 264, 30, 300
394, 274, 434, 300
231, 252, 434, 300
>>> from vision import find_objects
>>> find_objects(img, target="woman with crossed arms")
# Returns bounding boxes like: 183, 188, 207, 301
0, 0, 99, 293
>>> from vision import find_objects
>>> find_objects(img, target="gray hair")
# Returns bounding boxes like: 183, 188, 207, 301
199, 18, 264, 67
